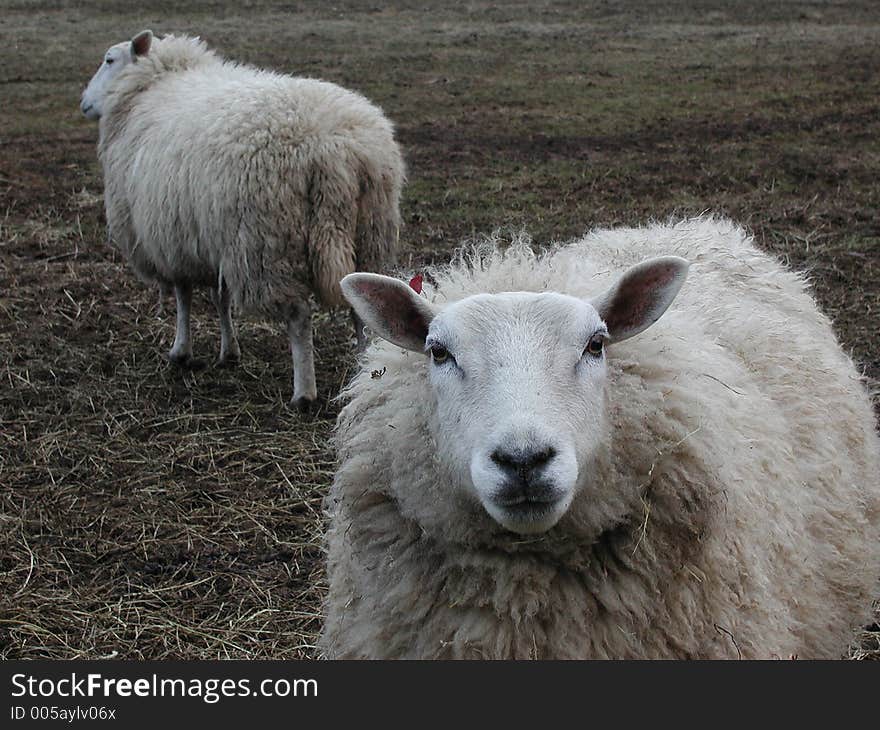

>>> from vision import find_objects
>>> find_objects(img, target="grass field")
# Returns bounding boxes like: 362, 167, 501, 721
1, 0, 878, 658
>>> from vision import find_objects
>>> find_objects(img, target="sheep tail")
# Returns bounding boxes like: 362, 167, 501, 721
306, 151, 359, 308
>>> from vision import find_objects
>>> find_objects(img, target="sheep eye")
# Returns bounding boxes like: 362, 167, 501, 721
105, 58, 114, 65
584, 334, 605, 358
430, 345, 450, 364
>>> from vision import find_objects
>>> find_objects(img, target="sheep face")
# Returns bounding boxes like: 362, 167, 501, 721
426, 292, 605, 534
80, 30, 153, 120
341, 255, 688, 535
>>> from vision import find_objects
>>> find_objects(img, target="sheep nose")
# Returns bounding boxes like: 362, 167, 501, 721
491, 446, 556, 478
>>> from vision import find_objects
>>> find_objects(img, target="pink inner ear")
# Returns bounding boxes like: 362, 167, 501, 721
355, 281, 429, 344
603, 263, 678, 337
132, 33, 151, 57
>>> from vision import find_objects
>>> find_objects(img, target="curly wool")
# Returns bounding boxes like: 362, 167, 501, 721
322, 217, 880, 659
98, 34, 404, 312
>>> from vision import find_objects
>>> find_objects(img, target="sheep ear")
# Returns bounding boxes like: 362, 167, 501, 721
591, 256, 689, 343
341, 273, 437, 352
131, 30, 153, 58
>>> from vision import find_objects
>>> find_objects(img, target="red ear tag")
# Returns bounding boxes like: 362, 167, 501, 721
408, 274, 423, 294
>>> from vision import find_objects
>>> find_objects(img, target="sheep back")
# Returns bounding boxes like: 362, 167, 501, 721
97, 35, 404, 313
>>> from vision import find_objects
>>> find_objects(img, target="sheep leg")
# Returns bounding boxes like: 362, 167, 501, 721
210, 283, 240, 367
168, 282, 201, 368
155, 282, 172, 317
352, 309, 368, 352
287, 305, 317, 412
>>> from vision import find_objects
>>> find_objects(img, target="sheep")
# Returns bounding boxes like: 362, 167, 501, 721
80, 30, 404, 408
321, 217, 880, 659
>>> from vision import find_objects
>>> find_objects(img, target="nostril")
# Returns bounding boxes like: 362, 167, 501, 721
491, 448, 516, 468
491, 446, 556, 472
532, 447, 556, 466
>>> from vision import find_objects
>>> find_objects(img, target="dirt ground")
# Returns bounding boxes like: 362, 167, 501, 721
1, 0, 878, 659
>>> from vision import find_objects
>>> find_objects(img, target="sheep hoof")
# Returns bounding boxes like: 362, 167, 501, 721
216, 352, 241, 368
168, 351, 205, 370
290, 395, 317, 414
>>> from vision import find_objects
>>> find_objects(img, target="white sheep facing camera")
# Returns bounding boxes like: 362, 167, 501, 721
342, 257, 688, 535
323, 218, 880, 660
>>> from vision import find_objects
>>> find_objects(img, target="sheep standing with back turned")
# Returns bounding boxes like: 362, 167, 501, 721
81, 30, 404, 409
322, 217, 880, 659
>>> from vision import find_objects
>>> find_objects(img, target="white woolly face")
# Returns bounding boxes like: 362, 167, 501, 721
81, 31, 152, 120
425, 293, 607, 533
80, 42, 132, 120
341, 254, 689, 536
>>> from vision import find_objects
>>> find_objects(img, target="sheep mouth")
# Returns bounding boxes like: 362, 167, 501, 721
492, 493, 560, 508
475, 465, 575, 533
485, 497, 568, 535
487, 492, 567, 530
490, 479, 564, 509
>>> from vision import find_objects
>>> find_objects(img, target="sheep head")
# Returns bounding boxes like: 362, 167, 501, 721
341, 255, 689, 535
80, 30, 153, 120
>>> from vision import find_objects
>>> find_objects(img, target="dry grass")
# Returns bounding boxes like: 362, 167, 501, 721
1, 0, 878, 659
0, 196, 351, 656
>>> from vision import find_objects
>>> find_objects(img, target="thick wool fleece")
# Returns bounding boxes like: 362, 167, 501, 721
98, 35, 404, 312
322, 218, 880, 659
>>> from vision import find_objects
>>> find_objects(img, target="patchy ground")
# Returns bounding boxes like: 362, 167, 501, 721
1, 0, 878, 659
